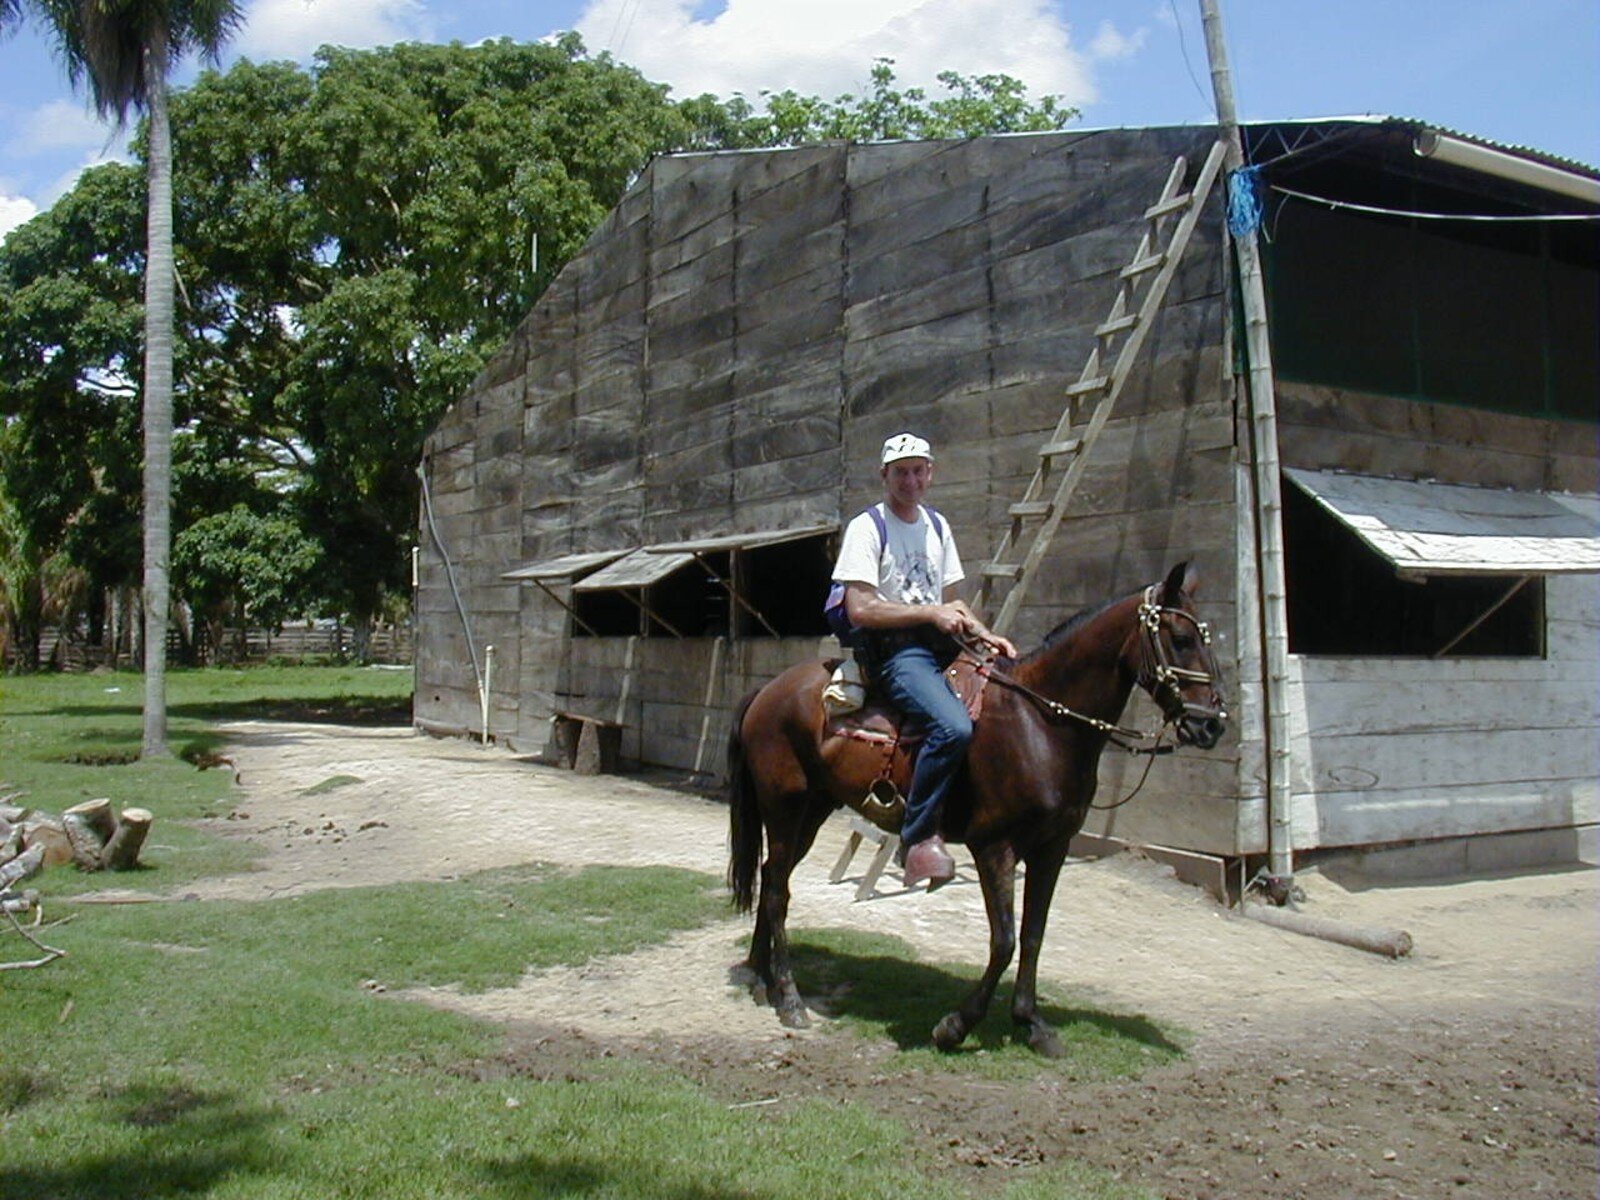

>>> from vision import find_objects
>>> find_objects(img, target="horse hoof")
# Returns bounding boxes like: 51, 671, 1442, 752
1028, 1027, 1066, 1058
932, 1014, 967, 1051
777, 1005, 810, 1030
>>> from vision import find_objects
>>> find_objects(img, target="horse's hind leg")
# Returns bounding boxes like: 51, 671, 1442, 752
1012, 837, 1072, 1057
754, 796, 831, 1028
932, 843, 1018, 1051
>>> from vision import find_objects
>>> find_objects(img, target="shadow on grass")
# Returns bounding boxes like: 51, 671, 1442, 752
21, 696, 412, 726
479, 1154, 760, 1200
785, 935, 1183, 1061
5, 1084, 277, 1200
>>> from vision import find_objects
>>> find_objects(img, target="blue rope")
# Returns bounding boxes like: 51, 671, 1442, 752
1227, 165, 1264, 238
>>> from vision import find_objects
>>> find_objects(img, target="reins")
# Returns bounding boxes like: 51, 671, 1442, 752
958, 586, 1225, 809
983, 665, 1171, 755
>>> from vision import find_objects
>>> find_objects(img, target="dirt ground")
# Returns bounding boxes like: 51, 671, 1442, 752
173, 721, 1594, 1199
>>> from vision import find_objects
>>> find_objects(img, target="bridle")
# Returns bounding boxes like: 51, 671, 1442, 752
1134, 585, 1227, 732
979, 586, 1227, 757
969, 586, 1227, 811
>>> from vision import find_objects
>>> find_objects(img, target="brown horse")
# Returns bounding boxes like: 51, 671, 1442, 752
727, 561, 1227, 1055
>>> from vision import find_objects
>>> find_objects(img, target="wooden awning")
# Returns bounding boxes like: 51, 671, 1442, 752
523, 525, 839, 639
1285, 469, 1600, 578
645, 524, 837, 554
573, 548, 698, 592
502, 550, 628, 583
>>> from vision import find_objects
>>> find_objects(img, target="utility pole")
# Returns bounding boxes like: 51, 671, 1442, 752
1197, 0, 1296, 886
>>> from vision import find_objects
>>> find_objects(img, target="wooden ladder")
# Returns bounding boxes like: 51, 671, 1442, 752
974, 139, 1230, 636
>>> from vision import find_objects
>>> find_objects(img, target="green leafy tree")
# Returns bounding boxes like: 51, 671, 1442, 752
693, 57, 1078, 147
172, 503, 320, 659
0, 0, 244, 753
0, 39, 1076, 667
0, 162, 146, 666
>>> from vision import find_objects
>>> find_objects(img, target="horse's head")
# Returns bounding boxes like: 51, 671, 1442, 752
1134, 562, 1228, 749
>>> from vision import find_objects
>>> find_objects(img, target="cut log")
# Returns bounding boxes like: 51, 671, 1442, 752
65, 798, 117, 844
103, 808, 153, 872
19, 818, 73, 869
62, 811, 108, 871
0, 844, 45, 890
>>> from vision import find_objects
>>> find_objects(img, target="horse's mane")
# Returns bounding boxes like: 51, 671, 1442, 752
1020, 595, 1123, 663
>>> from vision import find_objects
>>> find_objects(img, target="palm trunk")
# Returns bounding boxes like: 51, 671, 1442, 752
140, 52, 174, 758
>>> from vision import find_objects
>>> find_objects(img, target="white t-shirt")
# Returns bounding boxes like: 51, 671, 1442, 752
832, 503, 964, 606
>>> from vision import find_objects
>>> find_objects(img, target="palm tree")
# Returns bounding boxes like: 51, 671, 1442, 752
2, 0, 243, 754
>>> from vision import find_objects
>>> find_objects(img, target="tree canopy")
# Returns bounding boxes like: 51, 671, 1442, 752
0, 38, 1076, 666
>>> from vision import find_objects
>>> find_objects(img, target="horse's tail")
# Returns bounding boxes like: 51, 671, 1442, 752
726, 688, 763, 914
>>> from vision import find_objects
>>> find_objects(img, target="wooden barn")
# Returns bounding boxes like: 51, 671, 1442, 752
415, 117, 1599, 877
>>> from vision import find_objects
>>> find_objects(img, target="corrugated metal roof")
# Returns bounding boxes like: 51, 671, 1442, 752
1285, 469, 1600, 577
1376, 116, 1599, 178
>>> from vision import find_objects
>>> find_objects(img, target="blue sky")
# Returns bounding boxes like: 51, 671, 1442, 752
2, 0, 1597, 238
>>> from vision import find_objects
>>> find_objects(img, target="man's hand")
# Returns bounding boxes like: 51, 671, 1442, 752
945, 600, 1019, 659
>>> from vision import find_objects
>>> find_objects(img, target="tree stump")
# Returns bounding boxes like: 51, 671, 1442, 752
103, 808, 153, 872
66, 798, 117, 842
62, 810, 108, 871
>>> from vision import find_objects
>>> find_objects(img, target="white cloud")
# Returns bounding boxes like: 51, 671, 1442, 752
237, 0, 437, 60
574, 0, 1098, 108
0, 193, 40, 240
9, 98, 116, 157
1089, 19, 1147, 62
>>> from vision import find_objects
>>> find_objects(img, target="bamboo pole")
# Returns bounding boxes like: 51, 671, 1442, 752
1199, 0, 1296, 883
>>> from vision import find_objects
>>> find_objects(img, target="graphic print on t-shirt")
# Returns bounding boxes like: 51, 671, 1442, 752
885, 514, 939, 605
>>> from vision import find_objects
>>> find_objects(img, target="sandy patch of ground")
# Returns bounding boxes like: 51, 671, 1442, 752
184, 720, 1596, 1198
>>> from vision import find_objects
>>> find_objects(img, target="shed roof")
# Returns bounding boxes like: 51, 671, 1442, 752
1285, 469, 1600, 577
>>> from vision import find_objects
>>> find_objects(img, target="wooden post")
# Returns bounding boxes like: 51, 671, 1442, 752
1199, 0, 1296, 884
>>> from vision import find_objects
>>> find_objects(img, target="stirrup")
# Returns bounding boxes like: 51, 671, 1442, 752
858, 778, 905, 829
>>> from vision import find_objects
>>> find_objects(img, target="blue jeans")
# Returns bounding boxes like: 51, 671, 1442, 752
876, 643, 973, 846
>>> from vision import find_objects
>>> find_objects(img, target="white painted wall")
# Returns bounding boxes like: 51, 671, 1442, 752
1285, 572, 1599, 849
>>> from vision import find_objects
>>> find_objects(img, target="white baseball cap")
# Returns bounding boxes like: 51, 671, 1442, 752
881, 433, 933, 464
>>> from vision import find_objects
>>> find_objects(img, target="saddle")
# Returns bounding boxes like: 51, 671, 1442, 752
822, 650, 994, 832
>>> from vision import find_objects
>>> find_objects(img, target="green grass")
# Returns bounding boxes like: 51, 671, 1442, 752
0, 667, 1160, 1199
0, 665, 414, 890
1, 865, 1156, 1200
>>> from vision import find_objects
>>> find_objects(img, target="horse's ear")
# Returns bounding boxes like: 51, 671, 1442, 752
1162, 561, 1199, 603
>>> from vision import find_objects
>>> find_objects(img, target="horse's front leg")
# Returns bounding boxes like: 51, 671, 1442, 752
932, 842, 1017, 1051
1012, 836, 1072, 1057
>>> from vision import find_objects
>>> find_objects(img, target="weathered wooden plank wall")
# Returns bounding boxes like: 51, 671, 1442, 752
416, 123, 1595, 865
417, 125, 1246, 851
1270, 380, 1599, 851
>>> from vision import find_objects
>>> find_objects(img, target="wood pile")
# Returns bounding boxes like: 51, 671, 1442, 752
0, 792, 95, 970
1, 794, 153, 874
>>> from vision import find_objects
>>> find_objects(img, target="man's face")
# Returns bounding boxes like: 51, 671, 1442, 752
881, 457, 933, 507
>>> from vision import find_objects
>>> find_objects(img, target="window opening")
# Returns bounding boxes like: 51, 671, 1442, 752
1282, 480, 1544, 657
737, 532, 834, 638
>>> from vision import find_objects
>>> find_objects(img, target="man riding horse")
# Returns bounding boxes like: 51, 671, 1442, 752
731, 439, 1226, 1046
830, 433, 1018, 888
